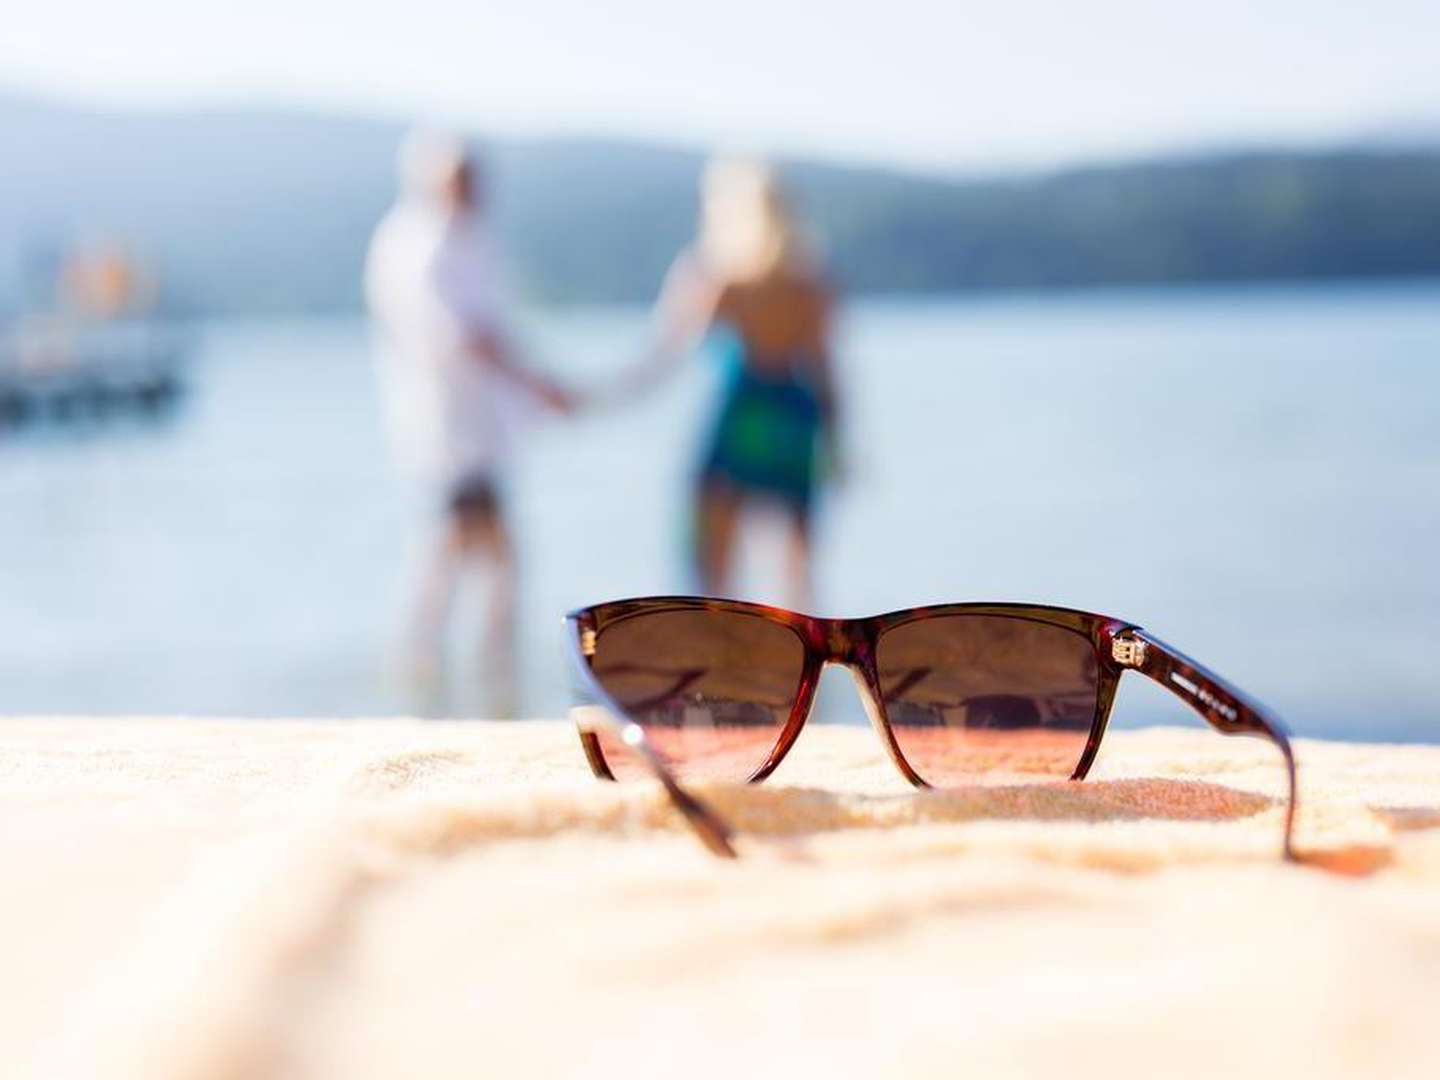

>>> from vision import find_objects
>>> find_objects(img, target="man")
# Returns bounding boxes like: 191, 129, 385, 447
366, 131, 569, 716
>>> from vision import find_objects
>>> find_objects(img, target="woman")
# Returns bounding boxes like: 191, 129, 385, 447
636, 158, 840, 608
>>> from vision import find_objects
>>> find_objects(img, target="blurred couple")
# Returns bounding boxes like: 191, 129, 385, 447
366, 132, 840, 715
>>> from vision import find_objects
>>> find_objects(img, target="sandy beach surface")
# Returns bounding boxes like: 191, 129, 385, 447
3, 718, 1438, 1079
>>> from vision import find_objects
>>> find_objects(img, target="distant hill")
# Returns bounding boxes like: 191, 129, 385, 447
2, 94, 1440, 315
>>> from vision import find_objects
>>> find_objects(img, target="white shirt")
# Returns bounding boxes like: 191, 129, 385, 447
365, 202, 534, 488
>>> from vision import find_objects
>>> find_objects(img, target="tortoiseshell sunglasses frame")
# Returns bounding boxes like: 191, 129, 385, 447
565, 597, 1298, 860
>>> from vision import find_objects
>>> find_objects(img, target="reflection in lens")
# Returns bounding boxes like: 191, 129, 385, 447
877, 615, 1098, 784
589, 609, 805, 781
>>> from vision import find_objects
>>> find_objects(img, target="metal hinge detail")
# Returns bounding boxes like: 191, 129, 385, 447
580, 628, 597, 657
1111, 637, 1148, 668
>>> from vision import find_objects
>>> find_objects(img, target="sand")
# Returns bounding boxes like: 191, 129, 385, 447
2, 717, 1438, 1079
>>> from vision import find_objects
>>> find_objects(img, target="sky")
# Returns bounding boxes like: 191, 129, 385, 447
4, 1, 1440, 170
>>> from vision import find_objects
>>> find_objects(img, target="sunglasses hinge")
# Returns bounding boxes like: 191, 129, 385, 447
1111, 636, 1148, 668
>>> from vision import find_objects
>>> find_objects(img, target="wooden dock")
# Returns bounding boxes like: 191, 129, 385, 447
0, 321, 189, 429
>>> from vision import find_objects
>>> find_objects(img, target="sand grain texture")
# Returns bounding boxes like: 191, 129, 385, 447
2, 718, 1438, 1079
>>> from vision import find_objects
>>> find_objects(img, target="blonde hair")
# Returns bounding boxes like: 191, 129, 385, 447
698, 158, 811, 281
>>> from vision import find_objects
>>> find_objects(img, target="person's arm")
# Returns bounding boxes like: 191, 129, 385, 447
603, 252, 723, 404
810, 282, 843, 478
465, 325, 571, 412
434, 230, 573, 412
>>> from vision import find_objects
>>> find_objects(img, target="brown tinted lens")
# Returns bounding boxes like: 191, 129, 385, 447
877, 614, 1099, 785
589, 609, 805, 781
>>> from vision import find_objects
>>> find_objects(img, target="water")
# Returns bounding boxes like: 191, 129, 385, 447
2, 280, 1437, 740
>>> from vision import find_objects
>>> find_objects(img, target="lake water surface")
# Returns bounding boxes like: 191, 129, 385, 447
2, 280, 1437, 740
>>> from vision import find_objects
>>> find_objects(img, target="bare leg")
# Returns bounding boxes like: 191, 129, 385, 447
783, 506, 814, 613
694, 483, 741, 596
403, 524, 462, 714
454, 507, 519, 718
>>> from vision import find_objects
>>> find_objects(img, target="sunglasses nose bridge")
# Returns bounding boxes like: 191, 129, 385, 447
819, 617, 869, 665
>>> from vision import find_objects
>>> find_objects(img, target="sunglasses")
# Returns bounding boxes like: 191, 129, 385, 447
565, 598, 1298, 861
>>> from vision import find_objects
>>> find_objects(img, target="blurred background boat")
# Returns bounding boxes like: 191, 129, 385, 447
0, 241, 190, 432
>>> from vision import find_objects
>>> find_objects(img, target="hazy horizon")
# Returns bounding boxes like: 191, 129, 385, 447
3, 83, 1437, 184
5, 1, 1440, 172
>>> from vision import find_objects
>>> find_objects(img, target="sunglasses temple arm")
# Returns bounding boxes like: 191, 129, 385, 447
565, 629, 737, 858
569, 704, 738, 858
1116, 629, 1298, 861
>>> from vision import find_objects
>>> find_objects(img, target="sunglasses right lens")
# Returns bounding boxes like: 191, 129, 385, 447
876, 614, 1100, 785
587, 608, 805, 781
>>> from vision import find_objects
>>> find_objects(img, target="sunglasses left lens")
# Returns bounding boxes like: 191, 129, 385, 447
586, 608, 805, 781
